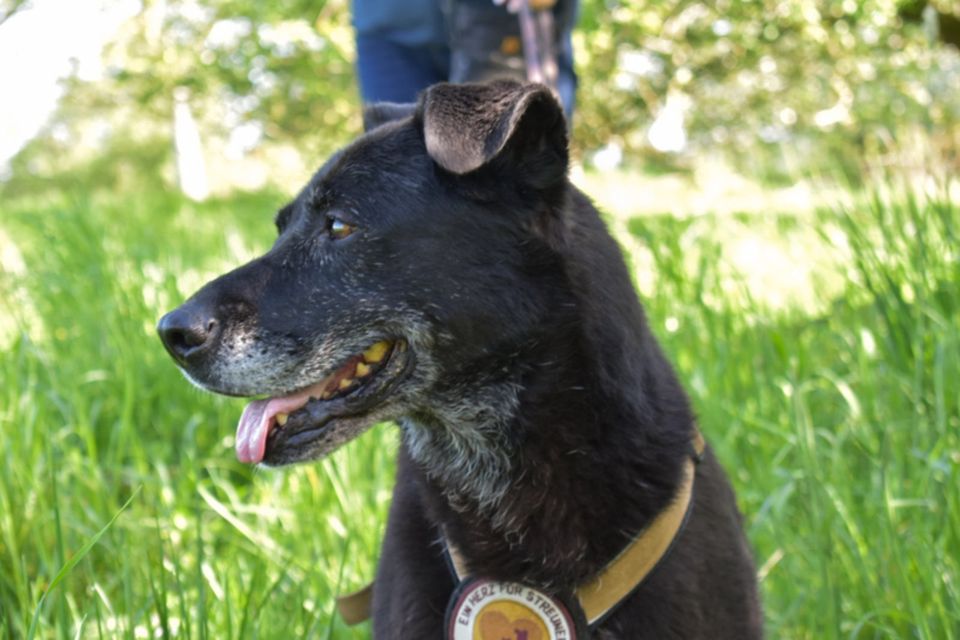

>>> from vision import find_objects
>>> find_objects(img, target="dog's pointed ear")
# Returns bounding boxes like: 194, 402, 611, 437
363, 102, 417, 132
418, 81, 568, 184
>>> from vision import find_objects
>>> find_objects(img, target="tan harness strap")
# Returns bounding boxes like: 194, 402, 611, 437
577, 452, 698, 624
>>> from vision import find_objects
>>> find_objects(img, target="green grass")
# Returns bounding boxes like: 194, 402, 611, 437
0, 184, 956, 638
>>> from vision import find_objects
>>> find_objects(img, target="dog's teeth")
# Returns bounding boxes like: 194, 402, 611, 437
275, 413, 288, 426
321, 390, 335, 400
363, 341, 390, 363
356, 362, 371, 377
339, 378, 354, 390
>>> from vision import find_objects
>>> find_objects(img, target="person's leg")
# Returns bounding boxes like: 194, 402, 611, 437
356, 34, 450, 104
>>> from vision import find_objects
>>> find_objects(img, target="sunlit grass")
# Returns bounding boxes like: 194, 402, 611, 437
0, 184, 956, 638
627, 186, 959, 638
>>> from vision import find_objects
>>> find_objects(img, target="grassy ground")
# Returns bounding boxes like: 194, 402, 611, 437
0, 182, 957, 638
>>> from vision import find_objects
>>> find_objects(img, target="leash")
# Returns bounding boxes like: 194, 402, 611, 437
336, 430, 707, 637
517, 0, 559, 93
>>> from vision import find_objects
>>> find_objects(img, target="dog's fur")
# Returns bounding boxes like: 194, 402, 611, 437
159, 80, 762, 638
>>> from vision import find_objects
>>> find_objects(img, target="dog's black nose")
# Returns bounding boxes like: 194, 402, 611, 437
157, 304, 220, 365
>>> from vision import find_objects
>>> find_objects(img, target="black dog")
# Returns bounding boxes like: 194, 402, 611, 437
158, 80, 762, 639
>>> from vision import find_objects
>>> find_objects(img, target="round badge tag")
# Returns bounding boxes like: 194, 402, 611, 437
445, 577, 584, 640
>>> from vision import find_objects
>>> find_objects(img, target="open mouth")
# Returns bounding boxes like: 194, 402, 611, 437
235, 339, 411, 464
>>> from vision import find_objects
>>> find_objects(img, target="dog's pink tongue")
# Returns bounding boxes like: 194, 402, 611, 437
236, 393, 312, 464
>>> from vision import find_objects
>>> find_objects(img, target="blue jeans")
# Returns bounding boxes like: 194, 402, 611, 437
354, 0, 577, 116
356, 35, 450, 104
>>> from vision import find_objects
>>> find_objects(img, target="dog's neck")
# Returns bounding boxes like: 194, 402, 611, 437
401, 316, 694, 592
401, 336, 692, 591
400, 374, 521, 513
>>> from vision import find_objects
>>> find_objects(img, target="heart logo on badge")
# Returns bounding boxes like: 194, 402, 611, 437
478, 609, 545, 640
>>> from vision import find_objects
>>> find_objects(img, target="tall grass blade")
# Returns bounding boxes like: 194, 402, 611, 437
27, 487, 141, 640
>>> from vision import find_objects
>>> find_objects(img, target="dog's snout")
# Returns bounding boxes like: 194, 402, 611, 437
157, 304, 220, 365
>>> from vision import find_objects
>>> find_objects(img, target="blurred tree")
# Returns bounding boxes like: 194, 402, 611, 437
574, 0, 960, 181
101, 0, 359, 156
0, 0, 30, 26
3, 0, 361, 196
900, 0, 960, 46
4, 0, 958, 196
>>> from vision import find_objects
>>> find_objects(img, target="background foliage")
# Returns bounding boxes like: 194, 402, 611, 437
3, 0, 959, 197
0, 0, 959, 638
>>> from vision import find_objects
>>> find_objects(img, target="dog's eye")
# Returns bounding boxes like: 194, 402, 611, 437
326, 216, 356, 240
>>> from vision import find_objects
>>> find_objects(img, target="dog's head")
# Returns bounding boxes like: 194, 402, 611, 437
158, 80, 570, 466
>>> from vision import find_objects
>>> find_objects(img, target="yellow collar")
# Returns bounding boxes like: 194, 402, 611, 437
337, 431, 706, 627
